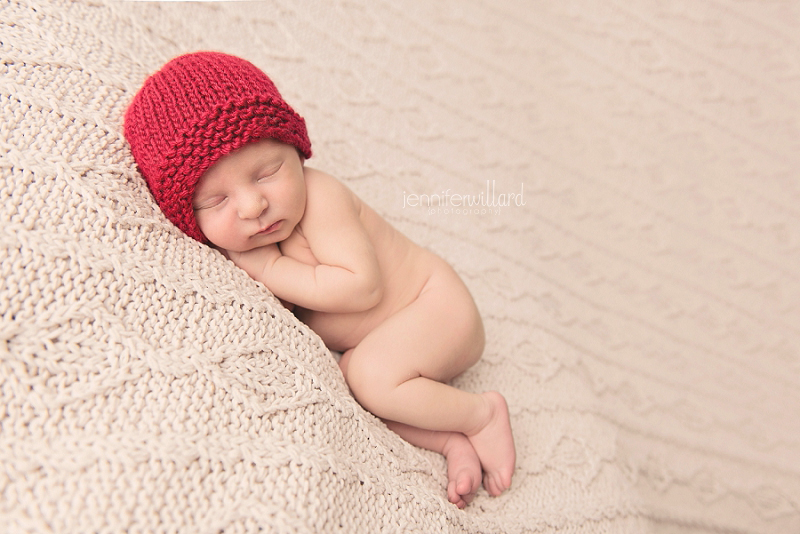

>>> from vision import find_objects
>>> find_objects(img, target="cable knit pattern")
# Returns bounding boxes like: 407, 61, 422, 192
1, 0, 799, 533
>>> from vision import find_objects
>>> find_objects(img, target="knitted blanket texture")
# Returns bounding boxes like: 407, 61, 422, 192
1, 1, 799, 532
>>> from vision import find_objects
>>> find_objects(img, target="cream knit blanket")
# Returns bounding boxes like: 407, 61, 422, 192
2, 1, 799, 532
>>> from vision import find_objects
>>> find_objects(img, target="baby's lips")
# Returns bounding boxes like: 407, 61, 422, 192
257, 220, 282, 235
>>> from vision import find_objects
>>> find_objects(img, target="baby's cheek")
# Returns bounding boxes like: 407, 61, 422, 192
196, 213, 229, 248
194, 213, 213, 238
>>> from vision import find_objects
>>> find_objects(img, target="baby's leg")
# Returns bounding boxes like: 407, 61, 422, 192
340, 350, 481, 507
341, 275, 515, 495
385, 421, 481, 508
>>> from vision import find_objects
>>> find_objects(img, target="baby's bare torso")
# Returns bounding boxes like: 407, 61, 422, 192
280, 179, 446, 352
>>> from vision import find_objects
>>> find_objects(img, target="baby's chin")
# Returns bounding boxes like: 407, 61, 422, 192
210, 242, 261, 255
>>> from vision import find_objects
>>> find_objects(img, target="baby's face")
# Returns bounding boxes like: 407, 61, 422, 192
193, 139, 306, 252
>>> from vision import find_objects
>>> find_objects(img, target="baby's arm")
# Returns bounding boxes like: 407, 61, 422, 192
227, 169, 382, 313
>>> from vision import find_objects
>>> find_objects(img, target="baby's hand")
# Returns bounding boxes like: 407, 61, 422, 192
224, 244, 282, 282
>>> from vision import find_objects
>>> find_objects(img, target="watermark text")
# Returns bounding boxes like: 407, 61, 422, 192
403, 180, 525, 216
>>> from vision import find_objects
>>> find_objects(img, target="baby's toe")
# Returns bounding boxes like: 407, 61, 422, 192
447, 481, 466, 508
456, 472, 477, 495
484, 472, 508, 497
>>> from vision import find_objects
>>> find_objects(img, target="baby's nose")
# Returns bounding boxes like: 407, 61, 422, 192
239, 193, 268, 219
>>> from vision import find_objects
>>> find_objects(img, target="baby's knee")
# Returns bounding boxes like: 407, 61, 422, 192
341, 353, 389, 412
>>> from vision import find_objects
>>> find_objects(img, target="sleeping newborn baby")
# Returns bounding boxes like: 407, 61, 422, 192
124, 51, 515, 508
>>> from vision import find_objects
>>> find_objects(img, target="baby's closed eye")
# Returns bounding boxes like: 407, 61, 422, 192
257, 162, 283, 183
193, 196, 227, 210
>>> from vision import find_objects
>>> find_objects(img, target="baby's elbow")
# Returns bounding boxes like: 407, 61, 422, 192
360, 273, 383, 309
334, 263, 382, 312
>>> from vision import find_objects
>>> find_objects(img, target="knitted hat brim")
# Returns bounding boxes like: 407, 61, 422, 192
153, 96, 312, 242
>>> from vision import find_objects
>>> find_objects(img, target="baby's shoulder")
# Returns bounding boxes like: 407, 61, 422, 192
303, 167, 361, 210
303, 166, 339, 189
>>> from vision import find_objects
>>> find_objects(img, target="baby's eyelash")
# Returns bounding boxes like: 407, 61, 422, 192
258, 162, 283, 182
194, 196, 226, 210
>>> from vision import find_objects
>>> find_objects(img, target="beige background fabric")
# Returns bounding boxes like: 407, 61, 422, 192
1, 0, 799, 532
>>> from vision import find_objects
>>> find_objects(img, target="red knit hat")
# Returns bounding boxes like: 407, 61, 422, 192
123, 51, 312, 242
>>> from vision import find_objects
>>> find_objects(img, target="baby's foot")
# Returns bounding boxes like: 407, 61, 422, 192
466, 391, 516, 496
441, 433, 482, 509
